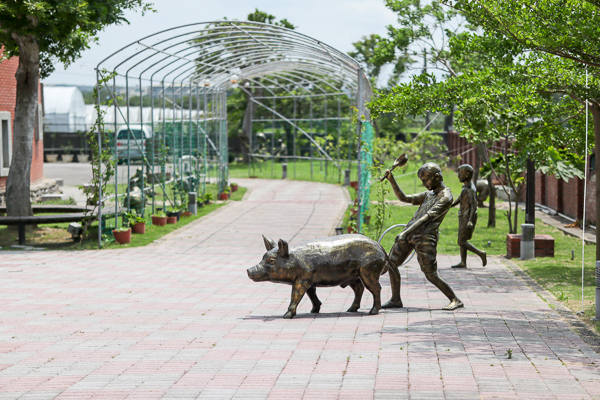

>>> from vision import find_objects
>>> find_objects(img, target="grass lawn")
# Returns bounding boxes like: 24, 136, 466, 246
0, 185, 247, 251
229, 159, 358, 185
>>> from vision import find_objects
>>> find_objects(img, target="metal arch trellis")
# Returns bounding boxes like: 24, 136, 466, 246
93, 21, 372, 248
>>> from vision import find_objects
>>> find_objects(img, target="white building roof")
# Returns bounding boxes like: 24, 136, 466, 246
44, 86, 86, 116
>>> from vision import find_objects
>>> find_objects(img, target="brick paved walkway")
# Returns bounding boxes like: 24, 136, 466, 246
0, 178, 598, 399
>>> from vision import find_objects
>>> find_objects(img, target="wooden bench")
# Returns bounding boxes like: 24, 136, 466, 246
0, 205, 96, 245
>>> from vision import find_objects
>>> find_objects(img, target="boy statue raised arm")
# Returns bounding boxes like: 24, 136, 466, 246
451, 164, 487, 268
382, 162, 463, 311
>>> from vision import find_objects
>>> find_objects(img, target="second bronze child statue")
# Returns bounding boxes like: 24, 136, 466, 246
451, 164, 487, 268
382, 162, 463, 311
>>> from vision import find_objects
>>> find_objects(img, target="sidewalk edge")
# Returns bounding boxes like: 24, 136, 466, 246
502, 257, 600, 357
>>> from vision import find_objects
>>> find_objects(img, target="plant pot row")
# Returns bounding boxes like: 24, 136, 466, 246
113, 210, 195, 244
46, 154, 89, 163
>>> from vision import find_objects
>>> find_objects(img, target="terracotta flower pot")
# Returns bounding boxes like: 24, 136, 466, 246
152, 216, 167, 226
112, 229, 131, 244
231, 184, 238, 192
364, 215, 371, 224
166, 216, 178, 224
350, 181, 358, 189
347, 226, 356, 234
166, 211, 181, 222
132, 222, 146, 234
219, 192, 229, 200
181, 211, 193, 217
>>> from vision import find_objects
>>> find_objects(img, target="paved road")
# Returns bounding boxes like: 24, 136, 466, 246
0, 178, 599, 399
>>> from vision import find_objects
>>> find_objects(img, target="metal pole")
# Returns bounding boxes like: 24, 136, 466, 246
162, 79, 166, 212
324, 94, 328, 182
150, 77, 155, 215
337, 94, 341, 183
293, 96, 297, 179
310, 94, 313, 180
96, 69, 103, 248
356, 69, 364, 234
113, 75, 118, 228
272, 94, 275, 179
126, 74, 131, 213
203, 86, 208, 196
139, 76, 145, 217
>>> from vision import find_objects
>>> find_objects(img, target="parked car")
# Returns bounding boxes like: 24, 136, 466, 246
115, 125, 152, 164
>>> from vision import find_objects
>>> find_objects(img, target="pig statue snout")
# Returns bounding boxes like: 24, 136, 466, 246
247, 265, 267, 281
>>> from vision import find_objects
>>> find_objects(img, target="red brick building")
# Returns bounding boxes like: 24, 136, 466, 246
446, 131, 596, 225
0, 48, 45, 200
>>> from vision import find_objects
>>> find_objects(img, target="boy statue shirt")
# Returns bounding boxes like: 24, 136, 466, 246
404, 185, 453, 238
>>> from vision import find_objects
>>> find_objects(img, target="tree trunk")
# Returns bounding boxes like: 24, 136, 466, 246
239, 92, 253, 163
6, 35, 39, 217
488, 173, 496, 227
591, 103, 600, 260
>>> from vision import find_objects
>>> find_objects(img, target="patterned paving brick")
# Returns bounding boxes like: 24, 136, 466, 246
0, 178, 599, 399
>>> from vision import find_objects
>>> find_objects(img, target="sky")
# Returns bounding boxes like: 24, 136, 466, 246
44, 0, 398, 87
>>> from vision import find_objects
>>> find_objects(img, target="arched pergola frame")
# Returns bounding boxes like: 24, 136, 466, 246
94, 21, 372, 247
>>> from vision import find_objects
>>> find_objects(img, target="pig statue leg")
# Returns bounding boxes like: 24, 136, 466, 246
347, 280, 364, 312
359, 273, 382, 315
284, 280, 311, 319
306, 287, 322, 313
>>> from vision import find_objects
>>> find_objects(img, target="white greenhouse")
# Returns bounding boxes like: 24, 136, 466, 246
43, 86, 87, 133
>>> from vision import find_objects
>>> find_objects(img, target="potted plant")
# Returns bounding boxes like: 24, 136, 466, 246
77, 150, 89, 163
112, 226, 131, 244
61, 142, 74, 162
166, 213, 178, 224
125, 210, 146, 234
219, 189, 229, 201
230, 182, 238, 192
46, 133, 59, 162
152, 211, 167, 226
204, 193, 213, 205
166, 209, 181, 222
197, 196, 204, 209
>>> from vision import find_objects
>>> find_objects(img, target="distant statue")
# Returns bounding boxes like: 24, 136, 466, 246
382, 161, 464, 311
476, 179, 490, 208
451, 165, 487, 268
125, 167, 152, 212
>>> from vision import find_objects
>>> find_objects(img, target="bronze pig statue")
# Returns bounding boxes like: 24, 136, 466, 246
247, 234, 389, 319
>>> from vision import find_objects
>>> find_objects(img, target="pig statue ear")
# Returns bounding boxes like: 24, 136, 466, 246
278, 239, 289, 257
263, 235, 277, 251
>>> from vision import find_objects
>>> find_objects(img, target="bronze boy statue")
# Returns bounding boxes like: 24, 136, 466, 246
451, 164, 487, 268
382, 162, 463, 311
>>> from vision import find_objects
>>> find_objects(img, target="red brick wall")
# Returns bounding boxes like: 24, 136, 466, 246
535, 170, 596, 225
586, 174, 596, 225
562, 177, 584, 221
0, 48, 44, 191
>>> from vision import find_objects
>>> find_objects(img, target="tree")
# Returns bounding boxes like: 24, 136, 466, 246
441, 0, 600, 258
0, 0, 152, 217
369, 31, 590, 233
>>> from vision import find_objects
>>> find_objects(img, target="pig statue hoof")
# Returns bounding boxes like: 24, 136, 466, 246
310, 305, 321, 313
283, 311, 295, 319
369, 307, 380, 315
347, 305, 360, 312
382, 300, 403, 309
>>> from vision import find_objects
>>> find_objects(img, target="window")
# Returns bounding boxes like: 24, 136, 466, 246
35, 104, 43, 141
117, 129, 145, 140
0, 111, 11, 177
